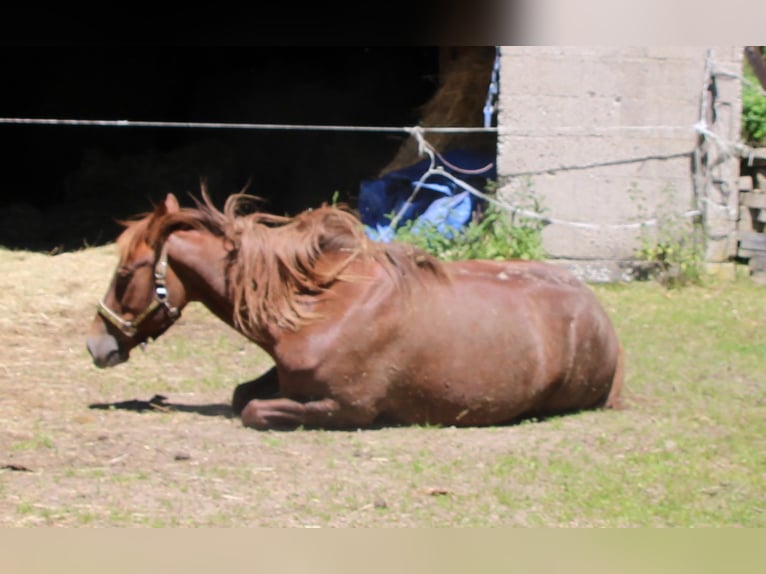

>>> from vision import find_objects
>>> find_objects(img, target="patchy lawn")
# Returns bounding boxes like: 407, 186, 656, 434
1, 245, 764, 526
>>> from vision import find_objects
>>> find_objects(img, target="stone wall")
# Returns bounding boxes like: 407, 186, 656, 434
496, 46, 743, 281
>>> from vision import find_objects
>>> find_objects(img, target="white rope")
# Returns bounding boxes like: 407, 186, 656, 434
497, 125, 697, 136
0, 114, 726, 138
388, 130, 443, 229
0, 113, 701, 231
438, 165, 701, 231
713, 64, 766, 98
693, 49, 754, 229
403, 123, 701, 232
694, 121, 752, 163
0, 116, 496, 134
708, 54, 766, 165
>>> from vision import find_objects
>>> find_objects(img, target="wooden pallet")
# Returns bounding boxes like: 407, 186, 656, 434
737, 168, 766, 279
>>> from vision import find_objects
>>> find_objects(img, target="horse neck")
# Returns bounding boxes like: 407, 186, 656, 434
165, 228, 284, 352
165, 229, 236, 328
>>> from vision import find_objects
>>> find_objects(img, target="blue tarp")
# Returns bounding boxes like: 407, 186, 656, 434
358, 149, 496, 242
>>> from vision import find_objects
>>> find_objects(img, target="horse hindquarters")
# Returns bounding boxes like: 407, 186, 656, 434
545, 296, 624, 414
602, 344, 625, 410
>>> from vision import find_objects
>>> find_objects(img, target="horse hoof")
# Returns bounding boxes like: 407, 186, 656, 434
239, 401, 269, 430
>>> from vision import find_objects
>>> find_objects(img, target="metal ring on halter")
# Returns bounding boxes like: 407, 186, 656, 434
97, 243, 180, 339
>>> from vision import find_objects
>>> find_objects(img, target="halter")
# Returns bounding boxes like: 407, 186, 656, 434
97, 243, 181, 339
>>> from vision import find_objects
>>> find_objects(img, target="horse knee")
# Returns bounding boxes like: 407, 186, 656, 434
232, 386, 250, 415
233, 382, 269, 415
232, 367, 281, 414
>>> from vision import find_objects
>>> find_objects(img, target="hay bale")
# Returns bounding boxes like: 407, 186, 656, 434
380, 47, 498, 175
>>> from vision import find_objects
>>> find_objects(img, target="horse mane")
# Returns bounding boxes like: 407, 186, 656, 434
131, 189, 448, 338
114, 193, 228, 266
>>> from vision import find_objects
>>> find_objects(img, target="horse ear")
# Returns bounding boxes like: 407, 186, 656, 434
164, 193, 180, 213
152, 193, 180, 218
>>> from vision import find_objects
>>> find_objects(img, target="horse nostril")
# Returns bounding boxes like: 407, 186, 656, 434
86, 334, 125, 368
91, 354, 110, 369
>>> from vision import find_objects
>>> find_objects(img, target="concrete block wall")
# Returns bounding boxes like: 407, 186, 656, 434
496, 46, 743, 281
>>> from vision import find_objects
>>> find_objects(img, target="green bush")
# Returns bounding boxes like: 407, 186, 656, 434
629, 183, 705, 288
742, 49, 766, 146
392, 187, 546, 262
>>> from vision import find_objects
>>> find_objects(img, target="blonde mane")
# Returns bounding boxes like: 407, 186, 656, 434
132, 191, 447, 339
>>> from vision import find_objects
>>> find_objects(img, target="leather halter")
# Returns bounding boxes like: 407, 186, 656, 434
97, 243, 180, 339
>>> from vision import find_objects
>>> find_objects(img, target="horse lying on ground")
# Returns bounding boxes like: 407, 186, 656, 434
86, 191, 624, 429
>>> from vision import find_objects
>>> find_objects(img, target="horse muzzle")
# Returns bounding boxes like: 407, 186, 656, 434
86, 333, 129, 368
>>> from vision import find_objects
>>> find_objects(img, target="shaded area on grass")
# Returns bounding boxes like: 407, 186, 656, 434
89, 394, 233, 419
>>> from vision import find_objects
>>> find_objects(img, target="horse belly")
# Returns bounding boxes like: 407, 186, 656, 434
386, 278, 617, 425
377, 300, 543, 425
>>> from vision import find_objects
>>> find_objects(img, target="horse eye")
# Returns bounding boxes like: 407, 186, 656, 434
117, 259, 150, 278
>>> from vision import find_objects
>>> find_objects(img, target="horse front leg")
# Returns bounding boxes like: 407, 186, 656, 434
240, 397, 337, 429
231, 366, 281, 415
239, 396, 376, 430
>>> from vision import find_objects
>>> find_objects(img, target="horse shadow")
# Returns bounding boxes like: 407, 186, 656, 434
88, 395, 234, 418
88, 367, 282, 420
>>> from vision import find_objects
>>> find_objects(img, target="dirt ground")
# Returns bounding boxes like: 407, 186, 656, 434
3, 243, 600, 527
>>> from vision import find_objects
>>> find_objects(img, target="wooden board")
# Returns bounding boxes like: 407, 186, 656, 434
738, 231, 766, 257
741, 192, 766, 209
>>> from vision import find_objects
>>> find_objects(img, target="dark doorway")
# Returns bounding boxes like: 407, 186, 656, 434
0, 47, 444, 250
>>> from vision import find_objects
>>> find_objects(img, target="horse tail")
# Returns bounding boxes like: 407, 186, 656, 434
604, 344, 625, 410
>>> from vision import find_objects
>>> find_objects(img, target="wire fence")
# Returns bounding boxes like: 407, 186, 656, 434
0, 48, 755, 234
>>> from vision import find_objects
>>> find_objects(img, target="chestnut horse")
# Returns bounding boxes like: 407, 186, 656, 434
86, 191, 623, 429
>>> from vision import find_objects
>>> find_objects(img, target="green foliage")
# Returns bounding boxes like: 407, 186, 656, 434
742, 86, 766, 145
742, 48, 766, 146
391, 181, 546, 262
635, 235, 704, 288
628, 183, 705, 288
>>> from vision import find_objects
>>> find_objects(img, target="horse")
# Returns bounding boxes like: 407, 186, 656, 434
86, 189, 624, 430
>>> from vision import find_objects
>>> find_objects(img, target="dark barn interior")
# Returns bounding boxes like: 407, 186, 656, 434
0, 47, 455, 251
0, 47, 439, 249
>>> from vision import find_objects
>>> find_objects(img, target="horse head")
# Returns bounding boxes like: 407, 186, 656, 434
86, 193, 188, 368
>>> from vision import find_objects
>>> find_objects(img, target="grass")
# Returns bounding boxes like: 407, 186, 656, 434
10, 433, 56, 452
577, 277, 766, 526
1, 244, 765, 526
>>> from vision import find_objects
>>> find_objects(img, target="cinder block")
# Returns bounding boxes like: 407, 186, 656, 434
739, 175, 753, 193
706, 237, 733, 262
497, 46, 742, 277
704, 262, 738, 280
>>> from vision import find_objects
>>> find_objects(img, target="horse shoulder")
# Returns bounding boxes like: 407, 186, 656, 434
272, 258, 401, 369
